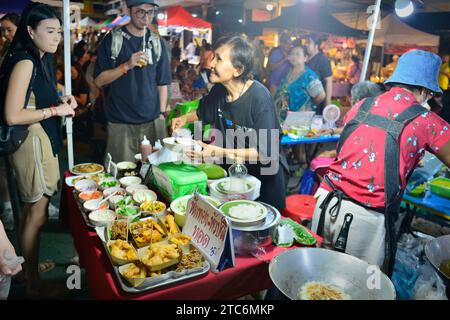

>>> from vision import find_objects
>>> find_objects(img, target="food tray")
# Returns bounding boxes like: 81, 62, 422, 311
96, 226, 210, 294
72, 190, 98, 228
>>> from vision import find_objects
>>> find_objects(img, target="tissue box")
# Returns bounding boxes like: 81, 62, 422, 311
152, 162, 208, 201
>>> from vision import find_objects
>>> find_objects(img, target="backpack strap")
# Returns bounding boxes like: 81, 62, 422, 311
110, 28, 124, 67
148, 29, 162, 64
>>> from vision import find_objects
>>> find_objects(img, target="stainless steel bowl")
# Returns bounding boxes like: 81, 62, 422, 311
269, 248, 396, 300
424, 234, 450, 285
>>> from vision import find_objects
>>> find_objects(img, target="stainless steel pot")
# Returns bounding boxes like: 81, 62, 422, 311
269, 248, 396, 300
231, 202, 280, 256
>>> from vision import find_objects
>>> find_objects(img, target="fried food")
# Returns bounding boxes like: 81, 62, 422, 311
169, 233, 191, 246
109, 240, 138, 262
298, 281, 351, 300
130, 219, 165, 247
165, 214, 179, 234
111, 220, 128, 240
140, 201, 166, 214
141, 243, 180, 269
73, 163, 103, 173
122, 262, 147, 279
175, 248, 204, 272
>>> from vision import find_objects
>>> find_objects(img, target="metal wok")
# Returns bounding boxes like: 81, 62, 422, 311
269, 248, 396, 300
424, 234, 450, 297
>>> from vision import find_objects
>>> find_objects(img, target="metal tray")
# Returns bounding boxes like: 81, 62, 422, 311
72, 190, 98, 229
95, 226, 210, 294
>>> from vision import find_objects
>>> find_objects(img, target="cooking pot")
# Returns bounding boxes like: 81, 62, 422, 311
269, 248, 396, 300
424, 234, 450, 298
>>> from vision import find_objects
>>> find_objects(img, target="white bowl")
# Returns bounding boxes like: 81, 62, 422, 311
133, 189, 157, 204
74, 179, 97, 193
162, 137, 200, 152
117, 161, 137, 171
119, 176, 142, 188
126, 184, 149, 194
115, 205, 140, 221
84, 198, 109, 212
103, 187, 126, 197
89, 209, 116, 227
170, 195, 221, 227
78, 190, 103, 204
109, 195, 125, 210
98, 178, 120, 191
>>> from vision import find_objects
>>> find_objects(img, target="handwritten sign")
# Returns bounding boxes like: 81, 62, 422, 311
182, 193, 234, 272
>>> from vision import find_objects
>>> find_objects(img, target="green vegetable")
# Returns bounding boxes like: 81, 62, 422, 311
277, 218, 316, 246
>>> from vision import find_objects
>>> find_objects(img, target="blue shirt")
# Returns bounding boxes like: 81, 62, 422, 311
279, 66, 324, 112
94, 26, 171, 124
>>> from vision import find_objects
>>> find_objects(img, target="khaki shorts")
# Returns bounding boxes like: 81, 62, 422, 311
106, 120, 167, 163
11, 124, 60, 203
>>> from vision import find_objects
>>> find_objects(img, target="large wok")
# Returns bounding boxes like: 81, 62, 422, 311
424, 234, 450, 297
269, 248, 396, 300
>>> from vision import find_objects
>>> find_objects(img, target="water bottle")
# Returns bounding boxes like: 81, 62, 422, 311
0, 251, 25, 300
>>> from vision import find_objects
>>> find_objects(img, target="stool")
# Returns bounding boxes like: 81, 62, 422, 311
282, 194, 317, 226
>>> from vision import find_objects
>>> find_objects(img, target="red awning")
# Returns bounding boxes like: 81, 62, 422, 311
157, 6, 211, 29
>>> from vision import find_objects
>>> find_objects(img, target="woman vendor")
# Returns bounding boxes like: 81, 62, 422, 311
311, 50, 450, 276
171, 35, 288, 209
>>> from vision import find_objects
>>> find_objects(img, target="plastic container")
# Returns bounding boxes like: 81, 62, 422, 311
429, 177, 450, 199
140, 136, 152, 163
151, 162, 207, 201
0, 251, 24, 300
282, 194, 317, 225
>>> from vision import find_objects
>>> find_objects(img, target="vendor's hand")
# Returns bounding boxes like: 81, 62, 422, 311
126, 51, 147, 69
170, 115, 187, 133
61, 95, 78, 110
184, 141, 225, 164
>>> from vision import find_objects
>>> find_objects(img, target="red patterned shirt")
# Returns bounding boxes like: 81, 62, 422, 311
321, 87, 450, 208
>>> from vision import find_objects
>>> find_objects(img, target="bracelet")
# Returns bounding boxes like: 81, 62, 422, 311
120, 63, 128, 75
51, 106, 58, 117
42, 109, 48, 120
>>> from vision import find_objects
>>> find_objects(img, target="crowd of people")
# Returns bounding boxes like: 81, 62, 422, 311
0, 0, 449, 300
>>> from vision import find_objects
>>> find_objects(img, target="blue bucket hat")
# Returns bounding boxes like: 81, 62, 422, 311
385, 50, 443, 95
126, 0, 159, 7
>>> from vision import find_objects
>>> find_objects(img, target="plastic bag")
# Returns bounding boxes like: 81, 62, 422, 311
0, 251, 25, 300
299, 169, 316, 195
413, 261, 447, 300
406, 152, 443, 193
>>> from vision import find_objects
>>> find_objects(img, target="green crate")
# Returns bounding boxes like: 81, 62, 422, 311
429, 177, 450, 199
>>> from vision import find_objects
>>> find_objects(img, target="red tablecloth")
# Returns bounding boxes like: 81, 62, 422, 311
60, 171, 322, 300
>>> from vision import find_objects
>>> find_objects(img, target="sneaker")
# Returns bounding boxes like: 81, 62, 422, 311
0, 207, 15, 231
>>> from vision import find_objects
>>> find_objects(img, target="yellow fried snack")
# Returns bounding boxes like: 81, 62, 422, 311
109, 240, 138, 262
122, 263, 147, 279
166, 214, 179, 234
130, 219, 165, 247
169, 233, 191, 246
141, 243, 180, 269
140, 201, 166, 214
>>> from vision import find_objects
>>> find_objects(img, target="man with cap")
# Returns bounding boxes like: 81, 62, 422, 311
310, 50, 450, 276
94, 0, 171, 162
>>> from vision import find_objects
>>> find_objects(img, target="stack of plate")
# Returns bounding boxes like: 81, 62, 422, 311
210, 177, 258, 202
219, 200, 267, 227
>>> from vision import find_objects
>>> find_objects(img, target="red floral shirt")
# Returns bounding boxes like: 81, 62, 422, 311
321, 87, 450, 208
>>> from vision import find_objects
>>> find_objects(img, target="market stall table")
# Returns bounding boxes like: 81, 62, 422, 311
60, 171, 322, 299
401, 191, 450, 232
281, 134, 340, 146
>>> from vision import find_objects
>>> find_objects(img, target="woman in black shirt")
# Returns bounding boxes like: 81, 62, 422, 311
171, 36, 288, 209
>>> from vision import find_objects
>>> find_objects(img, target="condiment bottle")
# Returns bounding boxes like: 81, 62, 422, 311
140, 136, 152, 163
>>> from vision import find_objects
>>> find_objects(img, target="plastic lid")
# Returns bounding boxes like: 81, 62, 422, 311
141, 135, 150, 145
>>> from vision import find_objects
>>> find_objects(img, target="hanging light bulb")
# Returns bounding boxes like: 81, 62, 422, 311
395, 0, 414, 18
266, 4, 274, 11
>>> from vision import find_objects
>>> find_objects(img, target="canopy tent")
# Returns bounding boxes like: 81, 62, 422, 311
250, 3, 366, 38
107, 15, 130, 29
157, 6, 211, 29
79, 17, 97, 28
371, 14, 440, 50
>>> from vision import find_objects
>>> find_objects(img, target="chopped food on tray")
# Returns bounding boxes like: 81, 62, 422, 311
140, 201, 165, 214
122, 262, 147, 279
130, 219, 166, 247
141, 243, 180, 268
175, 248, 204, 272
109, 240, 138, 262
169, 233, 191, 246
165, 214, 179, 234
111, 220, 128, 240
